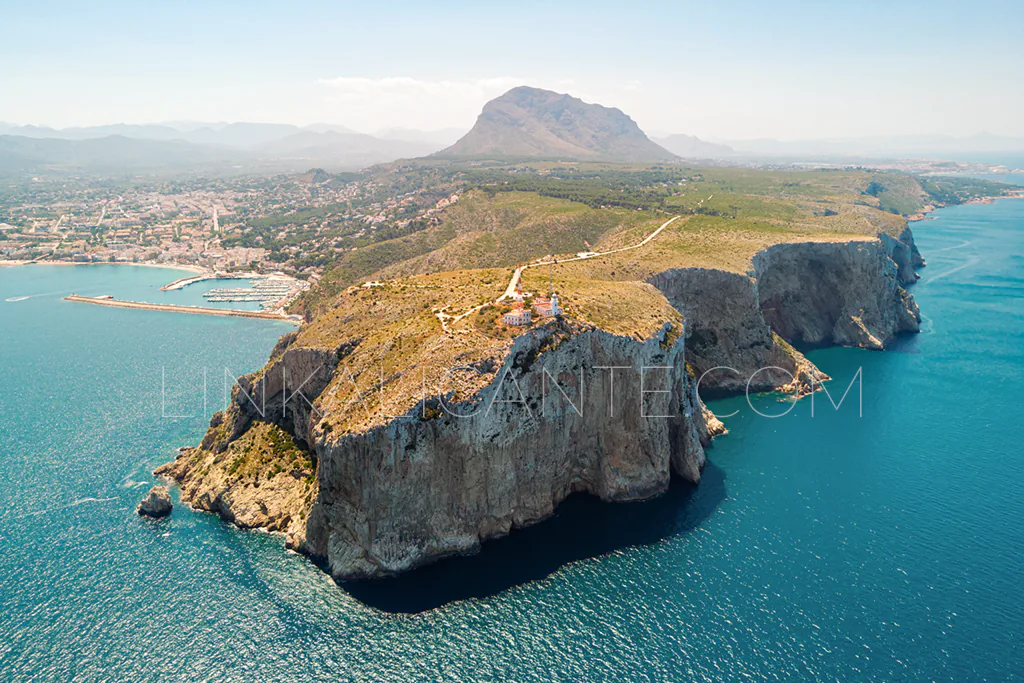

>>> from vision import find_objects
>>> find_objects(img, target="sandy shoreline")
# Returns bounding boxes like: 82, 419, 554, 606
0, 259, 206, 274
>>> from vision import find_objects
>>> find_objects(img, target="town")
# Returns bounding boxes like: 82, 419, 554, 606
0, 165, 463, 282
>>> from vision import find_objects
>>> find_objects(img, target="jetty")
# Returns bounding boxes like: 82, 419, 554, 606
161, 273, 211, 291
63, 294, 301, 324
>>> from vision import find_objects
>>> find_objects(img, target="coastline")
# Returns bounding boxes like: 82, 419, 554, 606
908, 188, 1024, 222
3, 259, 307, 319
0, 259, 206, 277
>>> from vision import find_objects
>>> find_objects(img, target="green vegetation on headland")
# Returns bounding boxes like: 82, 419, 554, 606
150, 154, 1019, 576
2, 154, 1011, 281
290, 163, 1012, 318
268, 160, 1015, 431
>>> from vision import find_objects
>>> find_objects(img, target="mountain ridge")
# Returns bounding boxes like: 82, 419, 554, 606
437, 86, 677, 162
653, 134, 734, 159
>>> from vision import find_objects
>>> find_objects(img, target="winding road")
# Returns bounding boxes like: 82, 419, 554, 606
434, 195, 713, 332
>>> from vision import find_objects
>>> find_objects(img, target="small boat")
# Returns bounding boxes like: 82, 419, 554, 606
5, 296, 30, 302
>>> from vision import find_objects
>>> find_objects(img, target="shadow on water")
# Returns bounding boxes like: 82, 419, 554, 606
884, 330, 924, 354
339, 460, 728, 613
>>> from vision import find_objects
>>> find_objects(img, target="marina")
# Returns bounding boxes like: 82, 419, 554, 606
202, 278, 303, 309
63, 294, 301, 323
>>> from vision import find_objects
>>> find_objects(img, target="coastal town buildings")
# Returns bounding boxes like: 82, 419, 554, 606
0, 171, 463, 277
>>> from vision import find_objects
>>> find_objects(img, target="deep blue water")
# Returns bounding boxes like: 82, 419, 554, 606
1, 198, 1022, 681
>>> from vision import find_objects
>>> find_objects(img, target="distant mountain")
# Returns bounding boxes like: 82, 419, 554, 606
159, 121, 233, 132
0, 135, 249, 175
303, 123, 359, 135
0, 122, 305, 149
377, 127, 466, 149
438, 86, 677, 162
0, 126, 437, 176
44, 124, 186, 142
257, 131, 436, 168
653, 134, 734, 159
179, 122, 303, 148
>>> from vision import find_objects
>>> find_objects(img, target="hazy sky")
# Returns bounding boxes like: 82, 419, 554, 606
3, 0, 1022, 140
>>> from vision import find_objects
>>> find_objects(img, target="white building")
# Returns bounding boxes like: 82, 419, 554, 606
503, 303, 532, 326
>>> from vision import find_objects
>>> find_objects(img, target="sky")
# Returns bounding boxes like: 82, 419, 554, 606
2, 0, 1023, 140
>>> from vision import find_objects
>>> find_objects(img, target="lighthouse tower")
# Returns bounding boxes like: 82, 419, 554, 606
550, 292, 561, 317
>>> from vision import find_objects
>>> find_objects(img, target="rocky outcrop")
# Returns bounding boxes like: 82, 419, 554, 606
160, 233, 925, 581
137, 486, 172, 517
157, 329, 329, 536
233, 340, 354, 448
299, 322, 708, 579
648, 268, 824, 396
753, 240, 921, 350
880, 226, 925, 284
156, 421, 316, 538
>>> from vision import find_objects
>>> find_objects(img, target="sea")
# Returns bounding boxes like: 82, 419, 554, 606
1, 192, 1022, 681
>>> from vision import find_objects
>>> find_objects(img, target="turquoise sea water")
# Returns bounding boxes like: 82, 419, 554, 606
1, 198, 1023, 681
39, 267, 266, 311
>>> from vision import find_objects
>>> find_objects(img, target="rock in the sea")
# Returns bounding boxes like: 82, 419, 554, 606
137, 486, 172, 518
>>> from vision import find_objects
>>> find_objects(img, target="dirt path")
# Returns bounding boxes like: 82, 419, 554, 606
434, 199, 713, 332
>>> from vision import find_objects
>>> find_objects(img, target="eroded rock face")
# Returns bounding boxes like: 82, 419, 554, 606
880, 226, 925, 284
159, 235, 925, 581
156, 422, 316, 540
137, 486, 172, 518
235, 343, 353, 447
753, 240, 921, 350
300, 322, 708, 579
649, 268, 823, 396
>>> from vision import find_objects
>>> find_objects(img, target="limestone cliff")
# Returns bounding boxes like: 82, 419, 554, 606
161, 320, 709, 580
753, 240, 921, 350
647, 232, 922, 395
648, 268, 824, 396
159, 232, 924, 581
301, 322, 707, 579
879, 225, 926, 284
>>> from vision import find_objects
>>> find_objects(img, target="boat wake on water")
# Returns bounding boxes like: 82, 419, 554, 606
920, 256, 982, 286
120, 464, 155, 490
6, 290, 70, 302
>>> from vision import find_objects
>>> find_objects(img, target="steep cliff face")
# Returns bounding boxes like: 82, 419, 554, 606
648, 235, 921, 395
159, 232, 925, 582
300, 322, 708, 579
753, 240, 921, 350
648, 268, 823, 396
880, 226, 925, 284
235, 339, 354, 447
